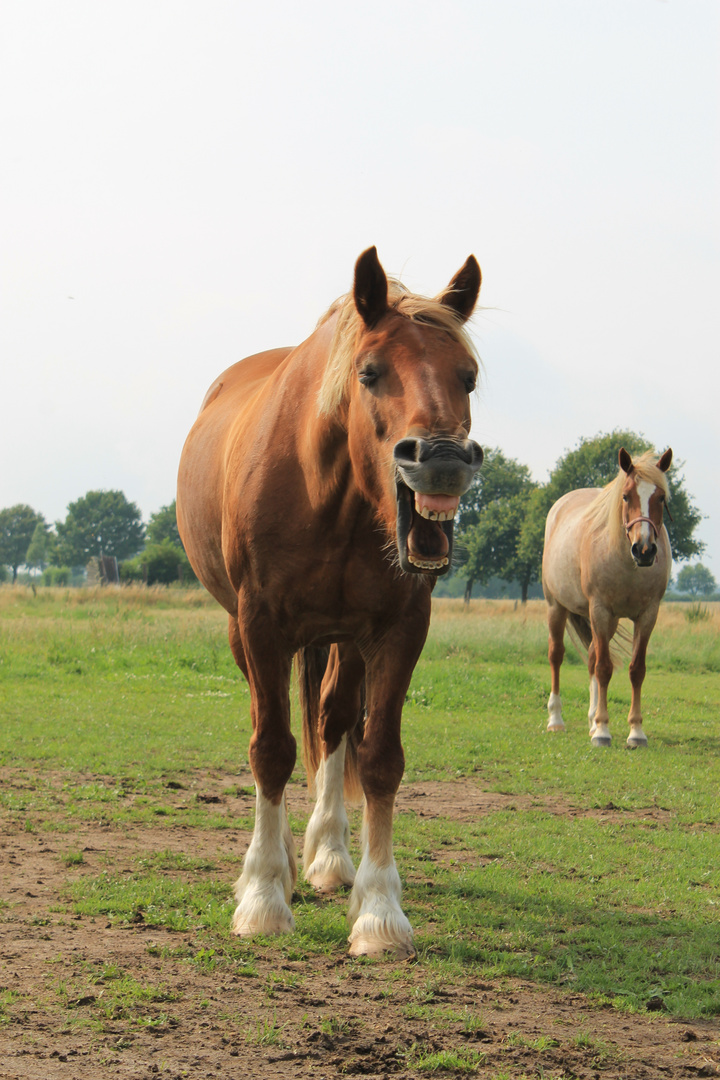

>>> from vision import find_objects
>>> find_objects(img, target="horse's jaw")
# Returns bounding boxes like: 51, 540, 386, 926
395, 479, 455, 575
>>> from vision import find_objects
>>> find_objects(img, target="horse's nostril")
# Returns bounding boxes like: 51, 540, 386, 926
393, 438, 426, 464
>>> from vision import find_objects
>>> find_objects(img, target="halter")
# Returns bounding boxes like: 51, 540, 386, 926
624, 514, 663, 564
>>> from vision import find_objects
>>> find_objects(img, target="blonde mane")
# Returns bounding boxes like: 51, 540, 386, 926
582, 451, 671, 549
316, 279, 480, 416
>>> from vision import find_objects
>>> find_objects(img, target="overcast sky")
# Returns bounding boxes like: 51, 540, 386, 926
2, 1, 718, 573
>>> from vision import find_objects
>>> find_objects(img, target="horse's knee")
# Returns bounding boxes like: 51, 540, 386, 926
629, 657, 646, 688
249, 728, 297, 802
357, 737, 404, 799
548, 637, 564, 668
594, 652, 613, 686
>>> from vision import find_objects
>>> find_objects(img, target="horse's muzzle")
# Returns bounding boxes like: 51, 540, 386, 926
393, 436, 483, 576
626, 515, 659, 567
392, 436, 484, 495
631, 542, 658, 567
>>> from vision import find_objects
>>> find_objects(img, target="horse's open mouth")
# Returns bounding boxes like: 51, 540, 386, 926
395, 480, 458, 575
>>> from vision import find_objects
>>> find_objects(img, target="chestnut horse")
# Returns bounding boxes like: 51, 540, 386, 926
177, 247, 483, 957
542, 448, 673, 748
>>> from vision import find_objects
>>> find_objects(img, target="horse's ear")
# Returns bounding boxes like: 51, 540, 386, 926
438, 256, 482, 322
657, 448, 673, 473
619, 447, 634, 475
354, 247, 388, 328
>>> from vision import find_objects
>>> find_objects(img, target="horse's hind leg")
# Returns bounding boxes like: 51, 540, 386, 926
546, 601, 567, 732
227, 616, 297, 937
304, 643, 365, 894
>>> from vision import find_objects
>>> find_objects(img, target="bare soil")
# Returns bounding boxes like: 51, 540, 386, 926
1, 770, 718, 1079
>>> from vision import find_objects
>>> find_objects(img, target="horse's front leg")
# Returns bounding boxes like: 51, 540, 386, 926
587, 641, 599, 728
626, 608, 659, 748
304, 642, 365, 893
228, 616, 297, 936
347, 635, 425, 960
588, 603, 618, 747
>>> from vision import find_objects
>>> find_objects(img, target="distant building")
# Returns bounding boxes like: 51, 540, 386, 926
86, 555, 120, 585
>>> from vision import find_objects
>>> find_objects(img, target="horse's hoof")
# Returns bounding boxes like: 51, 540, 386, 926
547, 722, 565, 733
231, 903, 294, 937
626, 731, 648, 749
348, 934, 416, 961
305, 851, 356, 894
307, 872, 353, 895
591, 736, 612, 747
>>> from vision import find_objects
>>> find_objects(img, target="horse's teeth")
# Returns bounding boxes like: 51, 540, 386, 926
418, 506, 456, 522
408, 555, 449, 569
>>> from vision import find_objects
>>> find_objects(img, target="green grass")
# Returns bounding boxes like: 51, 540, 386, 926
1, 585, 719, 1020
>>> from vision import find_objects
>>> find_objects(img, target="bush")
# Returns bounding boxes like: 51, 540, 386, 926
120, 540, 196, 587
43, 566, 72, 586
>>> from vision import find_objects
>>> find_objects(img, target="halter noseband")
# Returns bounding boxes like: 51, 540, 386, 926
624, 515, 659, 540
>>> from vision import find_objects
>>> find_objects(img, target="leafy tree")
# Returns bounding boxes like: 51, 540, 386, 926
674, 563, 717, 597
55, 490, 145, 567
456, 449, 538, 602
0, 504, 44, 582
147, 501, 183, 548
456, 448, 534, 531
463, 489, 542, 603
544, 430, 704, 564
515, 486, 548, 599
544, 429, 651, 503
25, 520, 55, 574
121, 538, 195, 586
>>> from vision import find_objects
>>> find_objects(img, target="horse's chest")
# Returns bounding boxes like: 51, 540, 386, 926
584, 562, 663, 619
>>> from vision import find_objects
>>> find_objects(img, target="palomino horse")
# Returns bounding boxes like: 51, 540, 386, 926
177, 248, 483, 957
542, 448, 673, 748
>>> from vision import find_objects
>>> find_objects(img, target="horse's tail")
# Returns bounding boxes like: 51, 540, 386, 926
295, 646, 365, 805
566, 613, 593, 655
566, 613, 632, 663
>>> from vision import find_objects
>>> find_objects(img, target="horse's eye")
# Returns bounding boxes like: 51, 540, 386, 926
622, 494, 628, 502
358, 368, 379, 388
463, 373, 477, 394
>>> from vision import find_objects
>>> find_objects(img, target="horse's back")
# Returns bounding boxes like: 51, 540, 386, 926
542, 488, 599, 613
177, 347, 294, 613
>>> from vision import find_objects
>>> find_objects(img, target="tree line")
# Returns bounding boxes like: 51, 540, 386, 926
0, 429, 712, 596
0, 492, 194, 586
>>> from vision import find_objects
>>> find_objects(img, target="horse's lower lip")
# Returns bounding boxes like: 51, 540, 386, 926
395, 480, 453, 575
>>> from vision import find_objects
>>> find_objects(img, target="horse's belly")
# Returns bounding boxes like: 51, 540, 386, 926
177, 350, 294, 615
542, 535, 587, 614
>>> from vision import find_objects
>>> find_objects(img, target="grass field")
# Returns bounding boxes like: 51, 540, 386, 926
1, 584, 719, 1065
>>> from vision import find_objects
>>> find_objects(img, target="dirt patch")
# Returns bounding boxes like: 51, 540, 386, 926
1, 770, 718, 1079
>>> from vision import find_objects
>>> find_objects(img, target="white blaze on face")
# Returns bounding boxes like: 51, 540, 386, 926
635, 478, 657, 544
